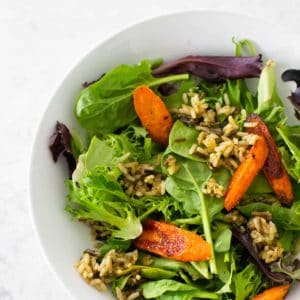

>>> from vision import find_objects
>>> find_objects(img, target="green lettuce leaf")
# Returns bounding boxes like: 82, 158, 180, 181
226, 79, 256, 112
66, 166, 142, 240
255, 60, 286, 135
232, 263, 265, 300
163, 79, 197, 109
72, 125, 158, 181
215, 228, 232, 253
233, 38, 256, 57
277, 124, 300, 182
216, 251, 236, 294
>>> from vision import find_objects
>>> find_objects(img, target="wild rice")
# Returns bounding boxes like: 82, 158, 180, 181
116, 288, 142, 300
189, 143, 198, 155
127, 291, 141, 300
119, 152, 131, 162
223, 210, 246, 226
176, 90, 259, 171
182, 93, 189, 104
165, 155, 180, 175
118, 162, 165, 197
203, 109, 216, 124
195, 125, 211, 133
247, 214, 283, 263
202, 133, 218, 152
75, 249, 139, 295
223, 116, 238, 136
197, 146, 210, 157
215, 102, 235, 116
202, 177, 225, 198
81, 220, 111, 241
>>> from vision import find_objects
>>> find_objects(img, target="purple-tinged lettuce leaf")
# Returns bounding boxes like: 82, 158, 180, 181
231, 225, 292, 284
270, 253, 300, 280
49, 121, 76, 177
281, 69, 300, 120
152, 55, 262, 83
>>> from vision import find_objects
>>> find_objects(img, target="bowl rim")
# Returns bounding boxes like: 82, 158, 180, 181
28, 9, 291, 299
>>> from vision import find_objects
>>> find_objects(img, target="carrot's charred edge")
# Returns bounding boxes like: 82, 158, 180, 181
224, 136, 269, 211
133, 85, 173, 147
252, 284, 291, 300
246, 114, 294, 206
133, 220, 212, 262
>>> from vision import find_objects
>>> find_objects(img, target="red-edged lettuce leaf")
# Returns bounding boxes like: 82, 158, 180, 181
281, 69, 300, 119
270, 253, 300, 280
152, 55, 262, 83
231, 225, 292, 284
49, 121, 76, 177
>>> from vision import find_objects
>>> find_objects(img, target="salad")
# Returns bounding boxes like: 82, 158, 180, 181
49, 39, 300, 300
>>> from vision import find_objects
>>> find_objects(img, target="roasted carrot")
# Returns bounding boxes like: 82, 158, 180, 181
246, 114, 294, 206
252, 284, 291, 300
133, 85, 173, 146
224, 136, 269, 211
134, 220, 211, 262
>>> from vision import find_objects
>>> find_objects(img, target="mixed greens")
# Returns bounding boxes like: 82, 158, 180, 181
50, 39, 300, 299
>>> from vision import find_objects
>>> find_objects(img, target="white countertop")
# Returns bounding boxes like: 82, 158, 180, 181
1, 0, 300, 299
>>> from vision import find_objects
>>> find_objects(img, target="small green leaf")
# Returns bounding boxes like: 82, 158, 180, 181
163, 79, 197, 109
214, 229, 232, 253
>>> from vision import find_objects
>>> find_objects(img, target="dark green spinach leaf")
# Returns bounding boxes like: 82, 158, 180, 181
141, 279, 218, 299
75, 60, 188, 133
169, 120, 205, 161
165, 157, 218, 274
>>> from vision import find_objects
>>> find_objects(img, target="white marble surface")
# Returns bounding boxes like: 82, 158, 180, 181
1, 0, 300, 299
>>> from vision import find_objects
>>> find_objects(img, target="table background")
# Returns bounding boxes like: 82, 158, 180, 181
1, 0, 300, 299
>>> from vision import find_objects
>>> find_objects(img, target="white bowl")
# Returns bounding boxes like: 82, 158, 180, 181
30, 10, 300, 300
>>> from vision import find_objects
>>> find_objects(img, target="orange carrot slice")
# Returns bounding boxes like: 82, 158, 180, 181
246, 114, 294, 206
252, 284, 291, 300
134, 220, 211, 262
133, 85, 173, 146
224, 136, 269, 211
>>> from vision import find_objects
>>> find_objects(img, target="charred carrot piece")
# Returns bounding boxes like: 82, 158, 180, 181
252, 284, 291, 300
246, 114, 294, 206
224, 136, 269, 211
134, 220, 211, 262
133, 85, 173, 146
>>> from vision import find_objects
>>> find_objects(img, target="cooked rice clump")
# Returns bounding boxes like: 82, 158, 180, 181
118, 162, 165, 197
75, 249, 142, 299
247, 213, 283, 263
164, 154, 180, 175
174, 90, 258, 170
202, 177, 225, 198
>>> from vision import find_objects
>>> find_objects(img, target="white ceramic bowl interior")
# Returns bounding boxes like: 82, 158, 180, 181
30, 11, 300, 300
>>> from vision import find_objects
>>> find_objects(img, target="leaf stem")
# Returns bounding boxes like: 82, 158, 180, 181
184, 165, 218, 274
148, 74, 189, 87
